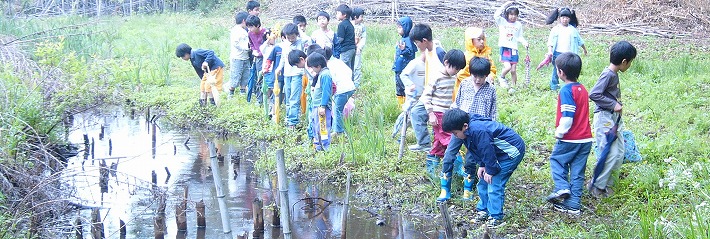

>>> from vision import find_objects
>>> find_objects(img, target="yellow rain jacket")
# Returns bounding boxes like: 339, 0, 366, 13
454, 27, 497, 100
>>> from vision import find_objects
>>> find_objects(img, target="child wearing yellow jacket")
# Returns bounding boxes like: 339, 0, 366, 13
454, 27, 497, 100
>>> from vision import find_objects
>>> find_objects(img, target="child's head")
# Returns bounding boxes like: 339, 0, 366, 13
554, 52, 582, 82
288, 49, 307, 68
443, 49, 466, 76
504, 6, 520, 23
246, 15, 261, 32
307, 44, 322, 55
610, 41, 637, 72
335, 4, 352, 20
465, 27, 486, 51
235, 11, 249, 25
442, 108, 470, 139
293, 15, 307, 33
307, 52, 328, 73
265, 28, 279, 45
246, 0, 260, 16
409, 23, 433, 51
396, 16, 413, 37
175, 43, 191, 60
281, 23, 299, 43
323, 47, 333, 60
546, 8, 578, 27
351, 7, 365, 24
469, 57, 491, 84
316, 11, 330, 29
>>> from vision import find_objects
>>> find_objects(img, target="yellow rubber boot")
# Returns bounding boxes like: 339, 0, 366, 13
396, 96, 405, 109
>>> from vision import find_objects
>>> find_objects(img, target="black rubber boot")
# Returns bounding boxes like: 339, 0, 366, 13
209, 98, 216, 106
199, 99, 206, 107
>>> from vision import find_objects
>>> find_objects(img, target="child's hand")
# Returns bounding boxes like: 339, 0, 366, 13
477, 167, 486, 179
614, 103, 622, 112
356, 48, 361, 55
583, 48, 588, 56
318, 106, 326, 116
398, 40, 405, 50
428, 112, 437, 126
484, 172, 493, 184
406, 84, 416, 94
201, 62, 209, 71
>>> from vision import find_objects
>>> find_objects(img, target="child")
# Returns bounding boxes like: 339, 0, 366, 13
546, 52, 592, 216
352, 7, 366, 88
420, 49, 467, 175
495, 1, 529, 88
455, 27, 497, 100
260, 28, 279, 117
175, 43, 226, 106
275, 23, 309, 128
393, 53, 425, 139
588, 41, 637, 198
246, 15, 267, 102
229, 11, 251, 96
439, 56, 497, 202
293, 15, 310, 41
392, 16, 416, 108
323, 47, 355, 138
441, 108, 526, 229
311, 11, 335, 49
545, 7, 587, 91
335, 4, 357, 70
306, 52, 334, 151
407, 23, 444, 153
246, 0, 260, 16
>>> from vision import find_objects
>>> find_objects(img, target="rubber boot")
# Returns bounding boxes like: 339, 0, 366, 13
396, 95, 405, 109
462, 173, 475, 201
209, 98, 216, 106
437, 174, 451, 202
199, 99, 206, 107
425, 155, 440, 179
454, 155, 466, 177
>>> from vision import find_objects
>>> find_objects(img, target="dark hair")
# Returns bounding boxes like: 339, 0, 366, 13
246, 15, 261, 27
307, 53, 328, 86
504, 7, 519, 21
555, 52, 582, 81
323, 47, 333, 60
175, 43, 191, 58
316, 11, 330, 21
246, 1, 260, 12
442, 108, 470, 132
235, 11, 249, 25
336, 4, 352, 18
307, 44, 322, 55
468, 57, 491, 78
293, 15, 307, 25
444, 49, 466, 70
288, 49, 307, 67
282, 23, 299, 36
409, 23, 432, 42
545, 8, 578, 27
352, 7, 365, 19
610, 41, 637, 65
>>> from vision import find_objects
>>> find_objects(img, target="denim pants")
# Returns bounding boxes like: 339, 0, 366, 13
476, 150, 524, 220
549, 140, 592, 210
340, 48, 356, 71
592, 111, 625, 189
332, 90, 354, 134
353, 53, 362, 88
230, 59, 250, 90
284, 75, 303, 126
247, 57, 264, 101
409, 103, 431, 147
550, 51, 562, 90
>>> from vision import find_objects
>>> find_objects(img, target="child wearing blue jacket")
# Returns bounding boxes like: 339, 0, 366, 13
392, 16, 417, 107
441, 108, 526, 229
306, 52, 334, 151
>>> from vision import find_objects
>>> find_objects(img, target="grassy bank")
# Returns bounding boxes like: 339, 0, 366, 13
2, 12, 709, 238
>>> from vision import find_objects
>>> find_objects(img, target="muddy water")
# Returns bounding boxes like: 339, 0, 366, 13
61, 110, 441, 239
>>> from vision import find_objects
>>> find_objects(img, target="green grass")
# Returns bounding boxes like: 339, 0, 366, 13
2, 10, 710, 238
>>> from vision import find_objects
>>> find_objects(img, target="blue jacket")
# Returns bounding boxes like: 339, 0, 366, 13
190, 49, 225, 79
442, 114, 525, 176
392, 16, 417, 73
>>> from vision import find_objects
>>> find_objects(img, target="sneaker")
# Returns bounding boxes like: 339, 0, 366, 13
498, 77, 510, 89
553, 203, 581, 216
486, 217, 506, 229
472, 211, 488, 224
546, 189, 571, 204
408, 144, 431, 152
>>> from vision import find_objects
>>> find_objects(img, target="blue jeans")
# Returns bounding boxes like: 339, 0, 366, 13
476, 150, 524, 220
284, 75, 302, 126
550, 51, 562, 90
409, 103, 431, 147
549, 140, 592, 210
340, 48, 356, 71
332, 90, 354, 134
353, 53, 362, 88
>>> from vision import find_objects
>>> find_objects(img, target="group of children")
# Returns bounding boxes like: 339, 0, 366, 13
174, 0, 639, 230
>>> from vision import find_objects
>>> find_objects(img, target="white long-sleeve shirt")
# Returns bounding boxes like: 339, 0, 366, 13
230, 25, 250, 60
494, 6, 527, 50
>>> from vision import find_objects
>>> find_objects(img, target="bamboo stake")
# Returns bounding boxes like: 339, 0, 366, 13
210, 141, 232, 234
275, 149, 292, 239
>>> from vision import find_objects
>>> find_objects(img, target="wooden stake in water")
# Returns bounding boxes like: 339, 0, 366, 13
340, 171, 351, 239
91, 208, 104, 239
209, 141, 232, 235
175, 186, 188, 231
275, 149, 292, 239
154, 193, 167, 239
253, 198, 264, 232
439, 202, 455, 239
119, 219, 126, 237
196, 200, 206, 228
75, 217, 83, 239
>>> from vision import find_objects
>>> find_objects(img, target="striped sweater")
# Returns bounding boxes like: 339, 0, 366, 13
420, 72, 455, 113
